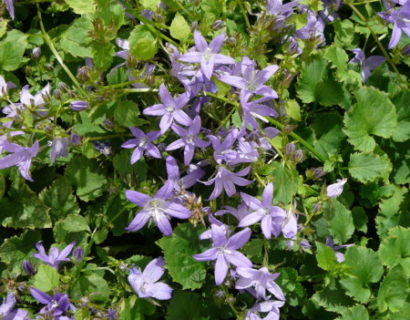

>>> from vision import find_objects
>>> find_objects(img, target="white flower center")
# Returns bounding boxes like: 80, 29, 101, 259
203, 48, 213, 62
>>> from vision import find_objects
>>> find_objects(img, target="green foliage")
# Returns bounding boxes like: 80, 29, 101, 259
157, 224, 207, 290
32, 264, 60, 292
0, 30, 28, 71
65, 156, 108, 202
166, 291, 210, 320
65, 0, 96, 14
344, 87, 397, 152
377, 266, 409, 313
324, 199, 354, 244
128, 25, 158, 61
316, 242, 338, 271
348, 153, 392, 183
170, 13, 191, 41
340, 247, 383, 303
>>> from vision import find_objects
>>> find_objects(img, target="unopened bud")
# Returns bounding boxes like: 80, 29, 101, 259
32, 47, 41, 59
70, 100, 88, 111
77, 66, 91, 83
22, 260, 36, 275
72, 247, 84, 262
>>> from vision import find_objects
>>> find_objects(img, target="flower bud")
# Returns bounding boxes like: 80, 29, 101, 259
70, 100, 88, 111
32, 47, 41, 59
77, 66, 91, 83
22, 260, 36, 275
72, 247, 84, 262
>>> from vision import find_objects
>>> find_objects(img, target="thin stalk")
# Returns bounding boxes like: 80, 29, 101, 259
237, 0, 251, 29
37, 5, 86, 95
347, 3, 408, 87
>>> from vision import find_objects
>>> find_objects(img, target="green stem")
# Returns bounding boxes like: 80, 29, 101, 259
37, 5, 86, 96
237, 0, 251, 30
135, 13, 180, 48
347, 3, 408, 88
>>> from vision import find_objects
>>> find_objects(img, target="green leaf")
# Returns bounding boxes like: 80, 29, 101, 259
157, 223, 207, 290
170, 13, 191, 41
312, 284, 354, 313
65, 156, 107, 202
113, 100, 142, 127
324, 45, 348, 73
0, 182, 51, 229
0, 30, 28, 71
297, 55, 328, 104
92, 42, 115, 69
32, 264, 60, 292
340, 247, 383, 303
379, 227, 410, 277
351, 207, 368, 233
344, 87, 397, 152
377, 266, 409, 313
166, 291, 210, 320
392, 91, 410, 142
316, 242, 338, 271
141, 0, 160, 10
39, 176, 80, 222
348, 153, 392, 183
312, 112, 345, 157
315, 77, 344, 107
338, 305, 369, 320
285, 99, 301, 121
128, 25, 158, 61
324, 199, 354, 244
58, 214, 90, 233
72, 271, 110, 302
60, 17, 93, 58
65, 0, 96, 14
269, 162, 299, 205
0, 230, 41, 274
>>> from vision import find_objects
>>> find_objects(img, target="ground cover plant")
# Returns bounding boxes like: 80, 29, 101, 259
0, 0, 409, 319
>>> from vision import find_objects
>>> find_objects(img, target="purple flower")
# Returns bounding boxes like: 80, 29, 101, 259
267, 0, 299, 15
239, 183, 287, 239
107, 308, 117, 320
326, 178, 347, 198
193, 225, 252, 285
203, 166, 252, 200
128, 257, 173, 300
20, 84, 50, 113
245, 300, 285, 320
295, 11, 326, 45
239, 95, 278, 129
166, 116, 209, 165
380, 1, 410, 49
33, 241, 76, 269
121, 128, 161, 164
72, 247, 84, 262
215, 203, 249, 222
235, 267, 285, 300
70, 100, 88, 111
22, 260, 36, 275
143, 84, 192, 134
325, 236, 353, 263
4, 0, 15, 19
179, 30, 235, 79
50, 137, 70, 162
208, 130, 238, 164
0, 75, 16, 97
220, 57, 279, 100
125, 181, 191, 236
30, 288, 75, 318
0, 293, 29, 320
350, 48, 385, 82
0, 140, 39, 181
281, 206, 298, 241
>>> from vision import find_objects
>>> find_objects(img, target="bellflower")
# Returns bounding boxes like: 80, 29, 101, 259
267, 0, 299, 15
69, 100, 88, 111
165, 156, 205, 190
325, 236, 354, 263
224, 138, 259, 165
30, 288, 75, 318
220, 57, 279, 100
20, 84, 50, 115
245, 300, 285, 320
239, 183, 287, 239
4, 0, 15, 20
379, 1, 410, 48
0, 293, 29, 320
166, 116, 209, 165
239, 95, 278, 129
50, 137, 70, 163
208, 129, 238, 164
121, 127, 161, 164
179, 30, 235, 79
215, 203, 249, 222
33, 241, 76, 269
349, 48, 385, 82
295, 11, 326, 45
143, 84, 192, 133
203, 165, 252, 200
235, 267, 285, 300
0, 140, 39, 181
326, 178, 347, 198
193, 225, 252, 285
128, 257, 173, 300
0, 75, 16, 97
125, 181, 191, 236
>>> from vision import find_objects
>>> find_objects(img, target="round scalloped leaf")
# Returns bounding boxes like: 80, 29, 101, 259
377, 266, 409, 313
344, 87, 397, 152
348, 153, 392, 183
